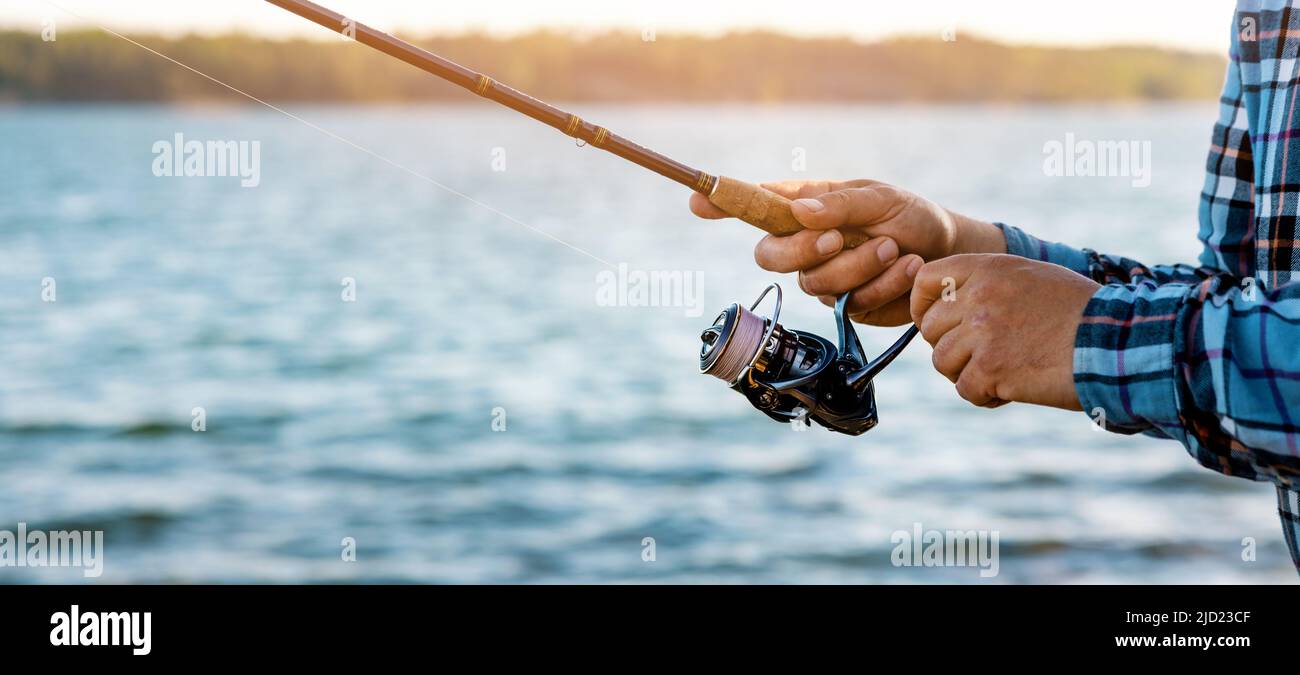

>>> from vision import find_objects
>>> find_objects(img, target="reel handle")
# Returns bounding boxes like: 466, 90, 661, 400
708, 176, 870, 249
846, 324, 920, 389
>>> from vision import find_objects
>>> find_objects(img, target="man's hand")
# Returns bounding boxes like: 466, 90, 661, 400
689, 180, 1006, 326
909, 254, 1100, 410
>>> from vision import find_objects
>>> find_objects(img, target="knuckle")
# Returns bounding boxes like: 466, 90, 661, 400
963, 353, 1002, 390
821, 190, 850, 211
798, 270, 830, 295
955, 383, 981, 404
796, 182, 824, 198
790, 271, 811, 296
873, 184, 901, 206
965, 307, 993, 331
756, 240, 799, 273
856, 309, 891, 327
991, 255, 1019, 272
879, 271, 913, 299
874, 183, 902, 201
918, 311, 944, 343
915, 261, 942, 288
930, 348, 957, 382
753, 240, 777, 271
874, 185, 911, 219
966, 285, 1010, 320
955, 372, 989, 404
847, 285, 885, 312
796, 272, 815, 295
978, 349, 1009, 378
963, 280, 991, 303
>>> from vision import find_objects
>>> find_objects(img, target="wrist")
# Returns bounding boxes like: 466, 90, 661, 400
949, 212, 1006, 256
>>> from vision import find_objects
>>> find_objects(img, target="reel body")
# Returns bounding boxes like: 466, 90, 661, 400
700, 284, 918, 435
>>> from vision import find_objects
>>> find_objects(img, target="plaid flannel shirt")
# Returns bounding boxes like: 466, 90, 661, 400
999, 0, 1300, 573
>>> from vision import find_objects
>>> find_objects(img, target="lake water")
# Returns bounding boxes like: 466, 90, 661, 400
1, 103, 1294, 583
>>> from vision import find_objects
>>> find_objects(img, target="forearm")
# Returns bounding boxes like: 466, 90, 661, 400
1077, 275, 1300, 487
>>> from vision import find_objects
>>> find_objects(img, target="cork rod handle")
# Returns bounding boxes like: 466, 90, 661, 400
706, 176, 869, 249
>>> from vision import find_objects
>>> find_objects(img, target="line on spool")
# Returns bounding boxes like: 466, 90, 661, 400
704, 304, 767, 384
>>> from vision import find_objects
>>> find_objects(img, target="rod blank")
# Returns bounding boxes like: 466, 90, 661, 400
265, 0, 716, 193
265, 0, 871, 247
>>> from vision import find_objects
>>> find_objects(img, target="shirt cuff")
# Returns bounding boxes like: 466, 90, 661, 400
996, 223, 1093, 277
1072, 282, 1188, 435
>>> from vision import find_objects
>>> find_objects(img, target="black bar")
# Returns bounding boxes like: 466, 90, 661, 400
3, 584, 1295, 662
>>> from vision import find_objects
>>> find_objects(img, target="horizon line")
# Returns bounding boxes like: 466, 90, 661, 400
0, 24, 1230, 57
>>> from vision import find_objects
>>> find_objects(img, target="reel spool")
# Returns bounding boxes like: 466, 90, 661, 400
700, 284, 919, 435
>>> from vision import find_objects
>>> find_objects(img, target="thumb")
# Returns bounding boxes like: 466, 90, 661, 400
789, 185, 905, 231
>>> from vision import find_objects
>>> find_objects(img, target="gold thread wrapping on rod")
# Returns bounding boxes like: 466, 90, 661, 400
475, 75, 494, 95
694, 172, 712, 192
592, 127, 608, 147
564, 115, 582, 136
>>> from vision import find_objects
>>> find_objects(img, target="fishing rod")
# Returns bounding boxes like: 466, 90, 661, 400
264, 0, 871, 248
267, 0, 916, 434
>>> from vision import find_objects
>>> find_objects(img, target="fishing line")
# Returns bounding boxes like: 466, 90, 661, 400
264, 0, 877, 249
35, 0, 618, 269
700, 301, 768, 385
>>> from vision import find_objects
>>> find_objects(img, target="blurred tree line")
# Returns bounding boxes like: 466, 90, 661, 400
0, 29, 1225, 103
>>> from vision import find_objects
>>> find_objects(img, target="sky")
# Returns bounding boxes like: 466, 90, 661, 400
7, 0, 1236, 53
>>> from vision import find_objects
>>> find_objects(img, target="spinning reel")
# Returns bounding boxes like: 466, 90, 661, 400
699, 284, 919, 435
